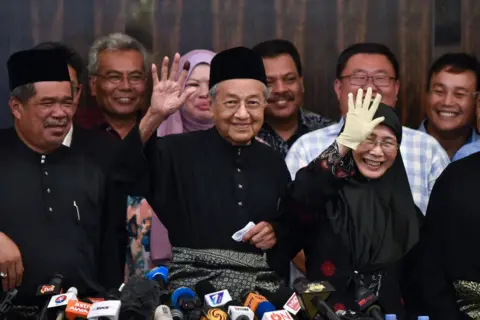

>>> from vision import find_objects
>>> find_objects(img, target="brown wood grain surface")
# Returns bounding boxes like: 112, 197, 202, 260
0, 0, 478, 128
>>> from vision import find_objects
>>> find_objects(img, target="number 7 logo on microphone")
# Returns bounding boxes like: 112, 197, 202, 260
209, 292, 224, 305
206, 290, 232, 307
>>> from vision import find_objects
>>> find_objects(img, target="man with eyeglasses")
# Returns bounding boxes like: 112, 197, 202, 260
284, 42, 449, 283
85, 33, 148, 139
418, 53, 480, 160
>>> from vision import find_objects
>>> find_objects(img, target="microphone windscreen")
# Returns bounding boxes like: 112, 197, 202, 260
171, 308, 184, 320
292, 277, 308, 287
195, 280, 216, 301
255, 301, 276, 320
120, 276, 161, 318
264, 286, 294, 309
171, 287, 196, 309
224, 299, 243, 309
239, 289, 257, 303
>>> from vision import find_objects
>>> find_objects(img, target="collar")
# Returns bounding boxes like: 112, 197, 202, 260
418, 119, 427, 133
7, 127, 69, 160
208, 127, 256, 150
298, 108, 309, 125
419, 118, 479, 143
99, 122, 122, 140
62, 125, 73, 147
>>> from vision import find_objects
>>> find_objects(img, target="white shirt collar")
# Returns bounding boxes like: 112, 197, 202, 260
62, 125, 73, 147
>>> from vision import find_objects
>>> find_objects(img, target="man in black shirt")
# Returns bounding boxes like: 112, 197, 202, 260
0, 48, 139, 317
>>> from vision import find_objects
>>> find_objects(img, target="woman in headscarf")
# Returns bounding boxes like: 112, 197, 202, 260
272, 88, 422, 318
156, 49, 216, 136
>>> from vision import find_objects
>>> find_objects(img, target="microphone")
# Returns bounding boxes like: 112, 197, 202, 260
105, 283, 125, 301
36, 274, 65, 320
170, 308, 184, 320
354, 286, 378, 311
0, 288, 17, 318
146, 267, 170, 304
154, 305, 173, 320
261, 286, 302, 316
241, 290, 275, 320
170, 287, 198, 312
293, 277, 336, 319
366, 304, 384, 320
254, 301, 276, 320
200, 308, 228, 320
242, 291, 267, 312
87, 300, 121, 320
120, 276, 162, 318
65, 299, 93, 320
45, 287, 78, 320
195, 280, 232, 308
146, 266, 168, 289
226, 300, 254, 320
311, 296, 341, 320
260, 310, 294, 320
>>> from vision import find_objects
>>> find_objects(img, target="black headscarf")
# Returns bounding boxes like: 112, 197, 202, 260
330, 103, 421, 271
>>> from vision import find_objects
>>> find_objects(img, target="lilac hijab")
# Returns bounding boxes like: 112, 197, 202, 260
157, 49, 216, 136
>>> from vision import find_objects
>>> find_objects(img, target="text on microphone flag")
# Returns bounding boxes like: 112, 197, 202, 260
261, 310, 294, 320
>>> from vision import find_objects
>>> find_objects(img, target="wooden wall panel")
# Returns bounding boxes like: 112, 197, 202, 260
303, 0, 338, 120
462, 0, 480, 56
398, 0, 432, 126
0, 0, 478, 129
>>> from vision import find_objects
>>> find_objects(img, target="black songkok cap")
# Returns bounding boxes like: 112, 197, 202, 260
7, 48, 70, 91
209, 46, 267, 89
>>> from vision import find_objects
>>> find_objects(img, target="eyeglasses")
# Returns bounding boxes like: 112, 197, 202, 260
362, 138, 398, 153
94, 73, 146, 85
340, 73, 396, 87
222, 99, 266, 111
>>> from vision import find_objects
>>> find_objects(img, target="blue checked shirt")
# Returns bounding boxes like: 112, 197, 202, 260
452, 140, 480, 161
285, 119, 450, 215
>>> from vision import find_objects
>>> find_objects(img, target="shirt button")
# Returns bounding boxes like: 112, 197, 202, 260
47, 188, 51, 193
238, 184, 243, 189
44, 171, 48, 176
238, 202, 243, 206
41, 160, 45, 164
237, 168, 241, 173
48, 207, 53, 212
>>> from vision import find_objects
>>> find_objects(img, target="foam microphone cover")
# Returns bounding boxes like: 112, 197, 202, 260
105, 287, 122, 300
195, 280, 217, 303
260, 286, 293, 309
120, 276, 162, 318
224, 299, 244, 308
171, 308, 184, 320
239, 289, 257, 303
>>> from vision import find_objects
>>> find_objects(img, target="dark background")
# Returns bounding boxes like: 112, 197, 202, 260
0, 0, 479, 129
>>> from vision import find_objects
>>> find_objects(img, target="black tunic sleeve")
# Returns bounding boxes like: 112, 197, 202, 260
268, 142, 355, 277
96, 126, 160, 289
290, 141, 355, 210
107, 125, 155, 196
405, 166, 465, 320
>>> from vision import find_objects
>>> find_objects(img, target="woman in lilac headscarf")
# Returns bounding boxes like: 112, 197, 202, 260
157, 49, 216, 136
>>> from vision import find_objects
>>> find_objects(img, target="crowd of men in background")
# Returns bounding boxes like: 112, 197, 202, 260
1, 31, 480, 320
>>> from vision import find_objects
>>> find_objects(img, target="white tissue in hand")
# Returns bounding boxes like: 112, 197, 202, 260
232, 222, 256, 242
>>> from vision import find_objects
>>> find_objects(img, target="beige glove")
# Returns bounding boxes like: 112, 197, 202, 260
336, 87, 385, 150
